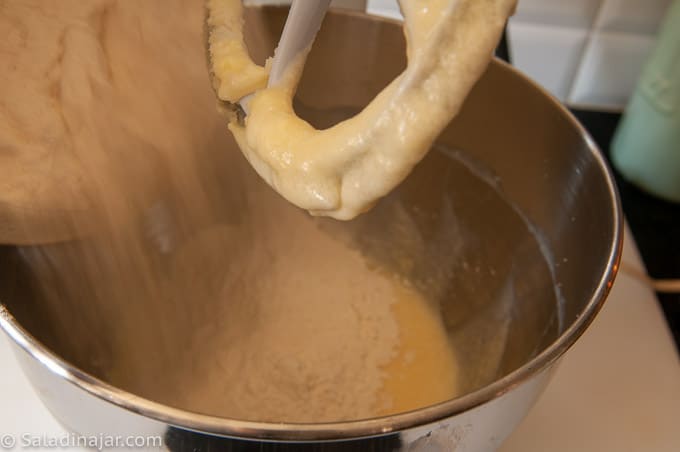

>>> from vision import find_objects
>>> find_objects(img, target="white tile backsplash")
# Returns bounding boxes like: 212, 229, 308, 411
568, 31, 656, 108
508, 0, 669, 110
514, 0, 602, 28
596, 0, 672, 34
508, 22, 589, 101
366, 0, 402, 19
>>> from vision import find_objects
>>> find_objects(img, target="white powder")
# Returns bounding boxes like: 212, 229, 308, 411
170, 211, 401, 422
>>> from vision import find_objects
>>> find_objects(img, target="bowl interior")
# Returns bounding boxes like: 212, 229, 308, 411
0, 6, 618, 425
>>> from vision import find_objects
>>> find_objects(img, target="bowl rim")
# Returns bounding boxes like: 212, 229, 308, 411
0, 7, 623, 443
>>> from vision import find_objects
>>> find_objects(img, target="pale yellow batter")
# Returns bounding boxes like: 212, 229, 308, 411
207, 0, 517, 219
380, 282, 459, 416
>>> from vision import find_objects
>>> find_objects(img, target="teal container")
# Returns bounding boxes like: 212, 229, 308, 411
611, 0, 680, 203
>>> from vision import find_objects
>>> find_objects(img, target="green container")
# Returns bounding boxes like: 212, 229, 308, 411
611, 0, 680, 203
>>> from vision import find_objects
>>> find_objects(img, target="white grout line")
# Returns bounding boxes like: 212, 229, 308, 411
565, 0, 608, 104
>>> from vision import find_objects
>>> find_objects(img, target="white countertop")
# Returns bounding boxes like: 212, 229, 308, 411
1, 226, 680, 451
501, 225, 680, 452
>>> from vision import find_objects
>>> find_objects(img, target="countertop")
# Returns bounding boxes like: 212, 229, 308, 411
502, 225, 680, 451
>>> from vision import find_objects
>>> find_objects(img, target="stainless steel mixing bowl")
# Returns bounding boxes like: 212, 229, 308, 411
0, 6, 621, 452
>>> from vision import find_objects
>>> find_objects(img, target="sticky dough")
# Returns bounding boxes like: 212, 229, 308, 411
208, 0, 517, 219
